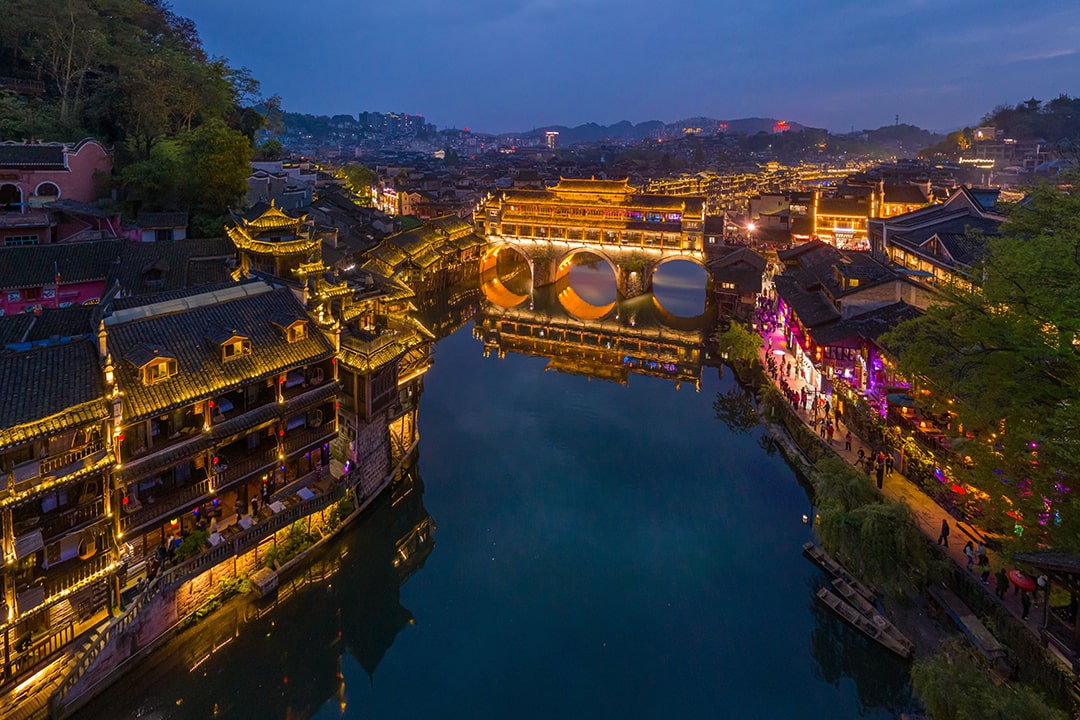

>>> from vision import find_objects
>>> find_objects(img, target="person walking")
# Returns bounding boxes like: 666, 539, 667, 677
875, 456, 885, 489
964, 541, 975, 571
884, 452, 893, 475
844, 431, 852, 452
937, 519, 950, 547
995, 567, 1009, 599
1021, 591, 1032, 620
826, 421, 835, 443
978, 544, 991, 584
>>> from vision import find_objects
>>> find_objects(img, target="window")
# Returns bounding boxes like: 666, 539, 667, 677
721, 282, 736, 290
288, 324, 308, 343
144, 359, 178, 385
4, 235, 38, 247
35, 182, 60, 199
222, 338, 252, 360
23, 287, 40, 301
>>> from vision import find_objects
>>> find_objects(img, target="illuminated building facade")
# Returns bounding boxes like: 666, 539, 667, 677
478, 178, 706, 297
105, 283, 339, 567
0, 339, 114, 682
227, 203, 335, 280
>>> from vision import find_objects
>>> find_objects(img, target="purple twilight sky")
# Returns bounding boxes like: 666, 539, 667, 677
169, 0, 1080, 134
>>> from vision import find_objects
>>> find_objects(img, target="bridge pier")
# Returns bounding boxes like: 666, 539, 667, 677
616, 264, 652, 298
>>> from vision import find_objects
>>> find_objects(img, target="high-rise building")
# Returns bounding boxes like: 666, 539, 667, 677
545, 131, 559, 149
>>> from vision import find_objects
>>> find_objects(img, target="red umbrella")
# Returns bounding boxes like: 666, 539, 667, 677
1008, 569, 1036, 592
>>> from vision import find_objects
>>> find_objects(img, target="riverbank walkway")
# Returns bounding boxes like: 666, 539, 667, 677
754, 314, 1053, 647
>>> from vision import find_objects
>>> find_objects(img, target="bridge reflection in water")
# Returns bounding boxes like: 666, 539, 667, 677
475, 279, 714, 390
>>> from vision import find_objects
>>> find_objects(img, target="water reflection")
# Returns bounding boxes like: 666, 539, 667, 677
808, 582, 915, 716
476, 282, 711, 388
74, 459, 434, 720
479, 247, 531, 308
565, 253, 618, 307
652, 259, 710, 318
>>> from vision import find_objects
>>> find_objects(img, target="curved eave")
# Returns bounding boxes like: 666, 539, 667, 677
0, 400, 110, 453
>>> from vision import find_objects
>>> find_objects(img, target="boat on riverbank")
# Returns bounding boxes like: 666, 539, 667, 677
831, 577, 915, 658
802, 542, 878, 601
817, 587, 914, 659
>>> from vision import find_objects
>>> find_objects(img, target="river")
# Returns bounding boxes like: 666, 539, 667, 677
76, 265, 914, 719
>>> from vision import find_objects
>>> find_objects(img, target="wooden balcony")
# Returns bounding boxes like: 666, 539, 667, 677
120, 476, 212, 534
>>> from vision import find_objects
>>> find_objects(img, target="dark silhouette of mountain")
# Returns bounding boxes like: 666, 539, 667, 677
514, 117, 814, 144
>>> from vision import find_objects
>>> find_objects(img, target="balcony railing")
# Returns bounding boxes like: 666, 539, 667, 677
39, 498, 106, 543
120, 477, 212, 534
39, 441, 106, 477
4, 441, 106, 495
41, 552, 112, 605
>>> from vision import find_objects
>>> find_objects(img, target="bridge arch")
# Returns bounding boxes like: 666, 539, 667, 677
553, 248, 619, 319
480, 244, 532, 308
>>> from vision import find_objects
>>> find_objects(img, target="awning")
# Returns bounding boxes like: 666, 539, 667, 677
886, 393, 918, 408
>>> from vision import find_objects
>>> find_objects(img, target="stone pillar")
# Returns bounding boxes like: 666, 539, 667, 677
617, 264, 651, 298
530, 256, 558, 288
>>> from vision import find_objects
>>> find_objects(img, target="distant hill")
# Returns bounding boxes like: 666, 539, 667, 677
514, 117, 815, 145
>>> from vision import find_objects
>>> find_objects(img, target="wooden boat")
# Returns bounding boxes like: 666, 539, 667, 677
802, 542, 878, 602
832, 578, 915, 658
817, 588, 913, 659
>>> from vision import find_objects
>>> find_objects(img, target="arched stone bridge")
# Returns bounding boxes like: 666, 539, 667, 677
479, 237, 707, 300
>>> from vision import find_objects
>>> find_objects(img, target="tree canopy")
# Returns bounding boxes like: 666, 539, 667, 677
0, 0, 265, 234
883, 179, 1080, 552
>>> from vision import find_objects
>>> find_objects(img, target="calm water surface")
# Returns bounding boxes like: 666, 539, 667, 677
77, 302, 914, 718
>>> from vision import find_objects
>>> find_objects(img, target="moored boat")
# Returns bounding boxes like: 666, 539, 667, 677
802, 541, 878, 602
832, 578, 915, 658
816, 587, 913, 660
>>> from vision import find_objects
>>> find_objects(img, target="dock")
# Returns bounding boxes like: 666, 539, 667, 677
928, 584, 1005, 664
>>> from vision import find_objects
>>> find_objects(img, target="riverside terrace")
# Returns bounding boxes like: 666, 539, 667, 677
102, 281, 339, 571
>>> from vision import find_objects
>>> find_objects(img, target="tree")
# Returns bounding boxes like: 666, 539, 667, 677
178, 118, 251, 232
912, 640, 1068, 720
254, 138, 284, 160
339, 164, 377, 204
883, 179, 1080, 551
714, 322, 762, 368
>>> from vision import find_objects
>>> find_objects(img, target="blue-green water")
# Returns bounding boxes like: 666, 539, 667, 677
76, 324, 914, 719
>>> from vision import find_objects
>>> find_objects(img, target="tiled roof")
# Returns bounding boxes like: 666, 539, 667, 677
0, 314, 36, 346
883, 184, 930, 205
774, 275, 840, 328
0, 143, 66, 169
0, 241, 120, 290
113, 238, 236, 296
25, 305, 97, 341
0, 339, 108, 451
817, 197, 868, 216
111, 279, 249, 310
550, 178, 638, 194
105, 285, 335, 422
807, 301, 924, 347
136, 212, 189, 229
339, 328, 421, 374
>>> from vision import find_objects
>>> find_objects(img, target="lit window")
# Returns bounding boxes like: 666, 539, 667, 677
222, 338, 252, 360
144, 359, 178, 385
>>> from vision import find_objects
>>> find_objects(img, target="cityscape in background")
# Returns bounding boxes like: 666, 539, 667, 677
1, 2, 1080, 719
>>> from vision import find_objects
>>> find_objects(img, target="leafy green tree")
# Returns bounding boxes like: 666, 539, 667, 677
179, 118, 251, 234
254, 138, 284, 160
339, 164, 377, 205
883, 180, 1080, 552
912, 640, 1068, 720
714, 322, 763, 368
